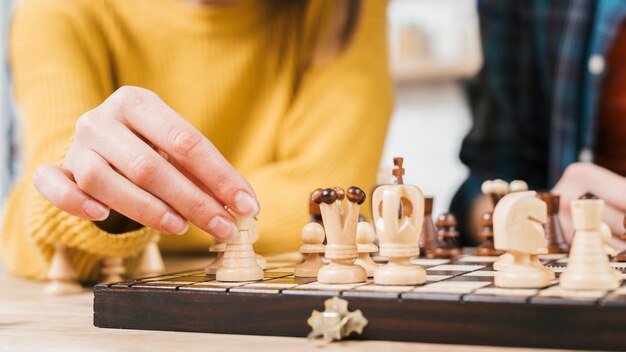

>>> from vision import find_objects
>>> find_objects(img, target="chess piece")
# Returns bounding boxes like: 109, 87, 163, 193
493, 191, 552, 288
476, 179, 527, 256
295, 222, 326, 277
373, 157, 426, 285
316, 187, 367, 284
476, 212, 504, 256
204, 239, 226, 275
309, 197, 323, 225
560, 196, 621, 290
248, 218, 267, 270
100, 256, 126, 284
615, 216, 626, 262
538, 193, 570, 254
135, 234, 165, 277
432, 212, 463, 258
354, 222, 379, 277
44, 245, 83, 295
216, 213, 264, 282
419, 197, 440, 258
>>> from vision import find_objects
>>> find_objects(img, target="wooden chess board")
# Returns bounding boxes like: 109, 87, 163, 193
94, 251, 626, 350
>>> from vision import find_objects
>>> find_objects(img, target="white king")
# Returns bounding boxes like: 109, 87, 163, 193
372, 157, 426, 285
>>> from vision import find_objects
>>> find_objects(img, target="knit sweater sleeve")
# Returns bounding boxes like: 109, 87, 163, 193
251, 0, 393, 254
3, 0, 155, 281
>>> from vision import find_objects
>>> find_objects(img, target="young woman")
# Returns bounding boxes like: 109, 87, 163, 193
3, 0, 393, 281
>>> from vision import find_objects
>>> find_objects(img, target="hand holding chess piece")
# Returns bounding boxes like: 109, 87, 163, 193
493, 191, 552, 288
560, 195, 622, 290
354, 222, 379, 277
295, 222, 326, 277
44, 245, 84, 295
373, 157, 426, 285
315, 187, 367, 284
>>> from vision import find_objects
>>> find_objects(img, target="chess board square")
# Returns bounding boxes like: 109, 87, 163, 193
352, 284, 415, 293
464, 271, 496, 277
239, 282, 298, 290
130, 282, 181, 290
457, 256, 499, 263
531, 286, 608, 305
265, 267, 295, 273
265, 261, 299, 270
426, 265, 485, 272
412, 280, 490, 294
411, 258, 450, 266
426, 275, 452, 282
295, 282, 368, 291
464, 286, 538, 304
544, 266, 566, 273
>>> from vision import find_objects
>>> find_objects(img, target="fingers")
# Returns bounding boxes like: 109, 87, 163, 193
64, 147, 190, 235
104, 86, 259, 217
558, 193, 625, 243
32, 164, 110, 221
553, 163, 626, 211
73, 121, 237, 239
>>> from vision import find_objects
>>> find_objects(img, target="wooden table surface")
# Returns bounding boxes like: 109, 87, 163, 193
0, 254, 577, 352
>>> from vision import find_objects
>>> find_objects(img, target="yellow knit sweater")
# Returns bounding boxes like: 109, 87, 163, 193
3, 0, 392, 282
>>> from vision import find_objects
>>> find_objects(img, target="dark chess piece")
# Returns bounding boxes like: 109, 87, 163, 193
475, 211, 504, 256
419, 197, 440, 258
538, 193, 570, 254
615, 216, 626, 262
432, 212, 463, 258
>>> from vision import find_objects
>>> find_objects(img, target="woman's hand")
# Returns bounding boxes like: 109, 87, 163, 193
32, 86, 259, 240
552, 162, 626, 249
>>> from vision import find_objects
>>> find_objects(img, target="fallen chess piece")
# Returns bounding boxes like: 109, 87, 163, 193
560, 195, 621, 290
307, 296, 368, 342
354, 222, 378, 277
373, 157, 426, 285
493, 191, 552, 288
44, 245, 84, 295
295, 222, 326, 278
315, 187, 367, 284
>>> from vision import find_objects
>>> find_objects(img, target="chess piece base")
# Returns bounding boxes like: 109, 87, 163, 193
374, 260, 426, 286
354, 253, 379, 278
318, 260, 367, 284
204, 254, 224, 275
216, 265, 263, 282
493, 252, 514, 271
44, 281, 84, 296
547, 244, 570, 254
295, 254, 325, 278
475, 242, 504, 257
560, 270, 621, 290
495, 264, 551, 288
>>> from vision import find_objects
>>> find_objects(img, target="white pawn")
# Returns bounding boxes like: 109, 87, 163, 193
216, 214, 263, 282
44, 245, 83, 295
204, 239, 226, 275
248, 219, 267, 270
493, 191, 552, 288
135, 235, 165, 277
295, 222, 326, 277
354, 222, 379, 277
560, 197, 621, 290
100, 256, 126, 284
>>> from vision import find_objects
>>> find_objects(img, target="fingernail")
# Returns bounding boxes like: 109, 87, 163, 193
208, 216, 238, 240
234, 191, 260, 217
83, 200, 110, 221
160, 212, 188, 235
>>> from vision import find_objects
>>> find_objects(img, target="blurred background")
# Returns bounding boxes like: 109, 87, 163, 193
0, 0, 480, 216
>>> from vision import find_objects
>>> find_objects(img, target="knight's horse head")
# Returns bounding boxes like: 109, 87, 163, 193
493, 191, 547, 254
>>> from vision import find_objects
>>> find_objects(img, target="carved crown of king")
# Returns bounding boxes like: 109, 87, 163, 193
372, 158, 425, 257
311, 186, 366, 259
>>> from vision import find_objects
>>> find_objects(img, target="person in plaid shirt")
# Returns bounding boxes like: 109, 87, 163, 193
451, 0, 626, 250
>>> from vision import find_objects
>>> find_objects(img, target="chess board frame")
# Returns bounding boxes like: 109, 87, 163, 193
94, 252, 626, 350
